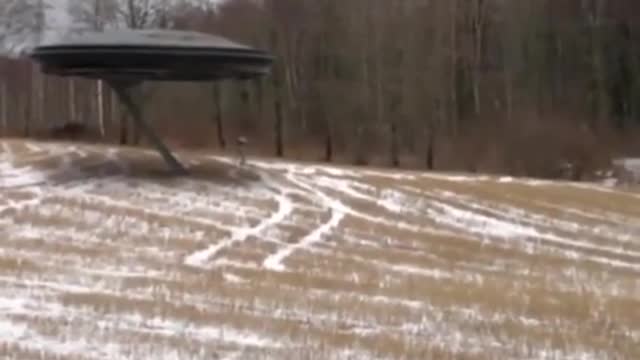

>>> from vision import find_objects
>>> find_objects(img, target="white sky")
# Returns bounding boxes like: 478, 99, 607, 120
46, 0, 71, 31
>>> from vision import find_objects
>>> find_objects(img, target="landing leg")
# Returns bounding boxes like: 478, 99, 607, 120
110, 81, 188, 175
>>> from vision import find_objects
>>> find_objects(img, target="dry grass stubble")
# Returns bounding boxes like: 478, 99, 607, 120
1, 139, 640, 359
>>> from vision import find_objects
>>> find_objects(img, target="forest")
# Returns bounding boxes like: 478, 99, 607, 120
0, 0, 639, 180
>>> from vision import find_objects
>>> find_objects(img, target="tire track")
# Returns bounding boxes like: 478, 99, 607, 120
185, 173, 294, 268
263, 172, 346, 272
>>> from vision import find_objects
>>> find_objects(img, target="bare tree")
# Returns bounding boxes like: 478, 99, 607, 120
470, 0, 488, 117
67, 0, 118, 31
67, 0, 119, 138
212, 82, 226, 149
0, 59, 7, 134
0, 0, 48, 136
583, 0, 609, 130
0, 0, 48, 54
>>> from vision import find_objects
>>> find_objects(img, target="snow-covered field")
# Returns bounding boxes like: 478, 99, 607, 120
1, 139, 640, 359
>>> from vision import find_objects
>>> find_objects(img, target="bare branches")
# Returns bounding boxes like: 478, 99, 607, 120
67, 0, 118, 31
67, 0, 184, 31
0, 0, 49, 55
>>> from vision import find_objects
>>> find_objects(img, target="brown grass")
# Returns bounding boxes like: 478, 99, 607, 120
1, 139, 639, 359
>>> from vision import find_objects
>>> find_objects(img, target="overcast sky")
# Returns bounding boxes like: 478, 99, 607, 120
47, 0, 71, 31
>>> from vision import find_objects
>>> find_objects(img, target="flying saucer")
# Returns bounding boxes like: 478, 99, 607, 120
27, 29, 275, 175
29, 29, 274, 82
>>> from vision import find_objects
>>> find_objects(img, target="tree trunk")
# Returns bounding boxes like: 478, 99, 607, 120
23, 92, 30, 137
593, 0, 608, 130
505, 68, 514, 123
254, 78, 265, 130
23, 66, 32, 137
472, 0, 485, 117
39, 73, 46, 130
426, 102, 443, 170
325, 122, 333, 162
132, 117, 141, 145
449, 0, 459, 134
97, 80, 105, 137
390, 121, 399, 167
240, 80, 252, 131
119, 90, 128, 145
0, 81, 7, 134
213, 82, 226, 149
69, 79, 76, 123
502, 2, 519, 124
426, 129, 435, 170
284, 61, 297, 134
274, 99, 284, 157
130, 86, 142, 146
110, 88, 119, 143
119, 114, 128, 145
356, 2, 373, 166
31, 65, 43, 131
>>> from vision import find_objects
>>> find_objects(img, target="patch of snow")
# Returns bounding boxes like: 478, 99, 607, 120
0, 167, 49, 188
390, 187, 640, 271
421, 172, 492, 182
223, 273, 247, 284
312, 176, 466, 239
389, 264, 453, 280
53, 188, 237, 234
0, 319, 28, 342
0, 142, 13, 158
429, 188, 640, 247
114, 313, 285, 349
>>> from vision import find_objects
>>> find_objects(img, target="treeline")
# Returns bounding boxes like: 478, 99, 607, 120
1, 0, 640, 179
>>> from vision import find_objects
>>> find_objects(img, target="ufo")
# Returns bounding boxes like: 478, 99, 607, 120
29, 29, 274, 82
28, 29, 275, 174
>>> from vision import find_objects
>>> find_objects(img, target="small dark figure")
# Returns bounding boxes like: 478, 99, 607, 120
236, 136, 248, 166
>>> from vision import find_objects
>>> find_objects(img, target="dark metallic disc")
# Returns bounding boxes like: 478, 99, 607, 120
28, 29, 274, 82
